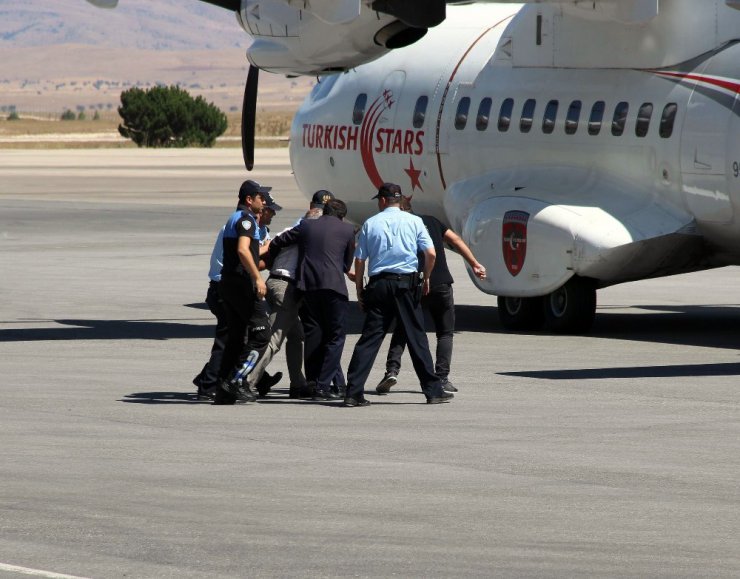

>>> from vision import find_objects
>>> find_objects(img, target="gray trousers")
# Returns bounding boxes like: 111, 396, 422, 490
247, 276, 307, 388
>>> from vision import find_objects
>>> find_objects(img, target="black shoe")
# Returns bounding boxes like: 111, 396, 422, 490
197, 382, 218, 401
441, 379, 458, 393
235, 384, 257, 403
288, 384, 313, 399
426, 391, 454, 404
220, 379, 257, 403
313, 388, 340, 401
256, 371, 283, 397
343, 397, 371, 407
213, 387, 235, 405
375, 372, 398, 395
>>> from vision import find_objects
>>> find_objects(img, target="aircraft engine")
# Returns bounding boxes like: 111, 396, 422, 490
237, 0, 431, 75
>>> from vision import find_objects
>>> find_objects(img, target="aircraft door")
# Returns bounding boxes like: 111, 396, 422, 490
730, 95, 740, 214
680, 67, 733, 224
438, 82, 473, 155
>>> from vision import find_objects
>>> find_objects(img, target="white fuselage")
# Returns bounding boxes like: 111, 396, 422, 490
290, 2, 740, 298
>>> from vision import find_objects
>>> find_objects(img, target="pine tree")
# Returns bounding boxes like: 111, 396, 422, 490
117, 85, 227, 147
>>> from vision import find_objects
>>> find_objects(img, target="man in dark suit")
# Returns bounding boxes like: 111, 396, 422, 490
268, 199, 355, 400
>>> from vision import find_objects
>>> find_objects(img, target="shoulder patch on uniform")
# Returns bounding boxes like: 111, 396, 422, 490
241, 220, 252, 232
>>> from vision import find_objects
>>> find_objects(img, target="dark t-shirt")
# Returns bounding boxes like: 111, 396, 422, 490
419, 214, 454, 287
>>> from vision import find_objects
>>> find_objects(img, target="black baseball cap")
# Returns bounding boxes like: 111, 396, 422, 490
262, 190, 282, 212
372, 182, 402, 200
310, 189, 335, 208
238, 179, 272, 202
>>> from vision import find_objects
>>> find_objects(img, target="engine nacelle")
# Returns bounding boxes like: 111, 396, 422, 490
238, 0, 427, 75
444, 168, 702, 297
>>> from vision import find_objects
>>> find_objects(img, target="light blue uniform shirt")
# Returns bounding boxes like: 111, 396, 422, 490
208, 226, 225, 282
355, 207, 433, 276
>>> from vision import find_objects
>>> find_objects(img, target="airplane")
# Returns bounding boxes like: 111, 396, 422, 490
86, 0, 740, 333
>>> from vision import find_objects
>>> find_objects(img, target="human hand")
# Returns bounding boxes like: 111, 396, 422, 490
255, 278, 267, 299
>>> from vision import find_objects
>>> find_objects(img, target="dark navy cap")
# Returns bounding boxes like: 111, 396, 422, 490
372, 182, 402, 200
310, 189, 335, 208
238, 179, 272, 202
262, 190, 282, 212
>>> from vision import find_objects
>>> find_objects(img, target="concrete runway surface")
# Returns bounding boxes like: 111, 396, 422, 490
1, 149, 739, 578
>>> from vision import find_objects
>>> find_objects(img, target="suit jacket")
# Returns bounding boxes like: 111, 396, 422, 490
269, 215, 355, 297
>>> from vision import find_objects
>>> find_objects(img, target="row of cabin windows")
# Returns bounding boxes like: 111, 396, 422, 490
454, 97, 678, 139
351, 94, 678, 139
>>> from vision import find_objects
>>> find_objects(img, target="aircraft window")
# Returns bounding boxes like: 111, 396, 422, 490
520, 99, 536, 133
352, 93, 368, 125
455, 97, 471, 130
588, 101, 605, 135
542, 100, 558, 134
611, 101, 629, 136
660, 103, 678, 138
476, 97, 492, 131
565, 100, 582, 135
498, 98, 514, 132
635, 103, 654, 138
413, 96, 429, 128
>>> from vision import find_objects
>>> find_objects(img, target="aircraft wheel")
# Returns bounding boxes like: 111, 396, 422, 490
497, 296, 545, 331
543, 276, 596, 333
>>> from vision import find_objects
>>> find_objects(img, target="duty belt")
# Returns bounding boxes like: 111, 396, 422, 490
369, 272, 416, 283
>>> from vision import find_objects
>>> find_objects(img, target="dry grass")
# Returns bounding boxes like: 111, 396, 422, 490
0, 110, 295, 148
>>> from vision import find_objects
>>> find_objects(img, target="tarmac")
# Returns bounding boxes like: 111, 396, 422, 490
1, 148, 739, 578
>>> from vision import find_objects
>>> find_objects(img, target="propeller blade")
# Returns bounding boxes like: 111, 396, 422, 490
241, 64, 259, 172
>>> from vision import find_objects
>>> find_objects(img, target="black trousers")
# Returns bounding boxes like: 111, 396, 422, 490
346, 275, 445, 401
386, 282, 455, 380
218, 274, 270, 385
198, 280, 229, 386
301, 289, 348, 392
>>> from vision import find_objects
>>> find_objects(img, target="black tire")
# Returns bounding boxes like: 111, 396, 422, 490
497, 295, 545, 331
543, 276, 596, 333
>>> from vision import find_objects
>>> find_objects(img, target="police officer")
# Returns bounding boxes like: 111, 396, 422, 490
215, 180, 271, 405
343, 183, 454, 407
192, 225, 227, 400
376, 195, 487, 394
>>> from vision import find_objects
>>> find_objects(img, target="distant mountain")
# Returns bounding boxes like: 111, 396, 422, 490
0, 0, 246, 50
0, 0, 314, 114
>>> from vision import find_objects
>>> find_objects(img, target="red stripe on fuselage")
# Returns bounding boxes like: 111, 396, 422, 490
655, 71, 740, 94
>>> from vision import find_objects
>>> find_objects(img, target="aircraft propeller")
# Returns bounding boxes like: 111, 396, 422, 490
241, 64, 259, 172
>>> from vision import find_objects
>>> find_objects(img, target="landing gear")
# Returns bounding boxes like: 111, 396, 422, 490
497, 296, 545, 330
497, 277, 597, 334
542, 276, 596, 333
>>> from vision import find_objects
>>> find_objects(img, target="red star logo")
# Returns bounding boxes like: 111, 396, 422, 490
404, 157, 423, 192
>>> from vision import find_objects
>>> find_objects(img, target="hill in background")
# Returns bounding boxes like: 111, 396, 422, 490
0, 0, 245, 50
0, 0, 313, 115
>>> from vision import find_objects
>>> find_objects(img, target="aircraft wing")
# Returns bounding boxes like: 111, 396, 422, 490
83, 0, 723, 75
85, 0, 241, 10
464, 0, 660, 23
